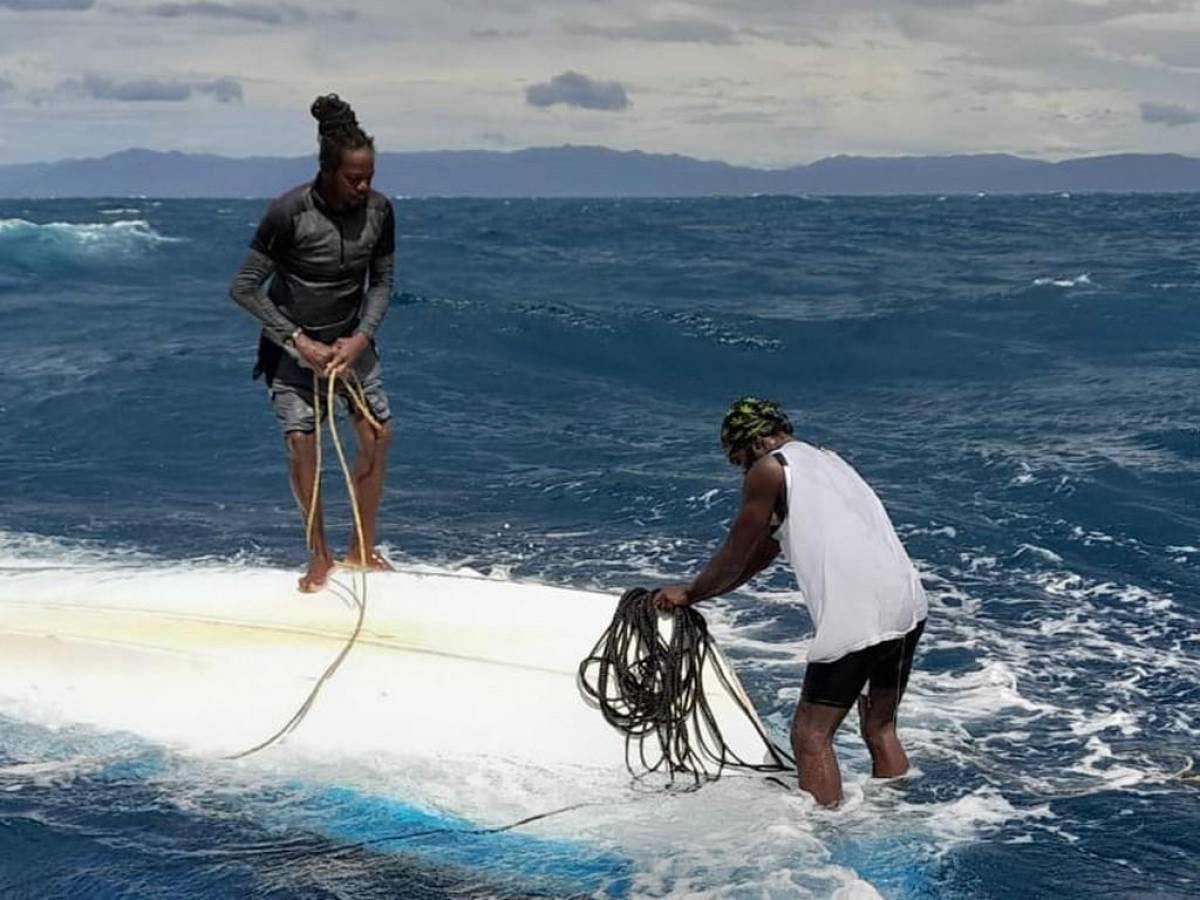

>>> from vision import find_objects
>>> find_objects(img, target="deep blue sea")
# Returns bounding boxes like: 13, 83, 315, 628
1, 194, 1198, 898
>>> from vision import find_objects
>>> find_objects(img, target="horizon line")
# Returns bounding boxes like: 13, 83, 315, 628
9, 144, 1200, 171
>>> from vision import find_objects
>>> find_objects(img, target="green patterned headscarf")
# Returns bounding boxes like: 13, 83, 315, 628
720, 396, 793, 462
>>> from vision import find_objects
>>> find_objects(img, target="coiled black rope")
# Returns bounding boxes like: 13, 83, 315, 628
579, 588, 794, 786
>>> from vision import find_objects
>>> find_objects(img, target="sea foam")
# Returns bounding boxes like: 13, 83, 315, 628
0, 217, 180, 268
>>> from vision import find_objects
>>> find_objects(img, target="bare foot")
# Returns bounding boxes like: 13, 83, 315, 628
298, 554, 335, 592
341, 547, 393, 572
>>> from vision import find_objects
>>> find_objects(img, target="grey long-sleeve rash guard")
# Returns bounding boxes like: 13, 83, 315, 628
230, 180, 395, 348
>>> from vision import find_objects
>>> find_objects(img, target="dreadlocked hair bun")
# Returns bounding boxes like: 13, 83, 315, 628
311, 93, 373, 171
311, 94, 358, 134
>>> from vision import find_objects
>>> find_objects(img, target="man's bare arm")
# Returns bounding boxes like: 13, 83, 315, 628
684, 455, 784, 604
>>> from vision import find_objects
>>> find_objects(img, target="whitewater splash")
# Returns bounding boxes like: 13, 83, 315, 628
0, 550, 895, 896
1032, 273, 1093, 288
0, 537, 1107, 897
0, 217, 180, 268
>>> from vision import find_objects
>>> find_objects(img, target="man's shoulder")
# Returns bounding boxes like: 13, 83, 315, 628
265, 182, 313, 220
366, 189, 394, 216
752, 445, 791, 471
745, 452, 787, 494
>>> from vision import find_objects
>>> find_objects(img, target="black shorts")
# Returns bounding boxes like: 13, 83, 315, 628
801, 620, 926, 709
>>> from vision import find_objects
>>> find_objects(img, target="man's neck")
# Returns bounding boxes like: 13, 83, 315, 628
764, 434, 793, 453
313, 175, 339, 212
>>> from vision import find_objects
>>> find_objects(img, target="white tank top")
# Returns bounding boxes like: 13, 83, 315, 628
771, 441, 927, 662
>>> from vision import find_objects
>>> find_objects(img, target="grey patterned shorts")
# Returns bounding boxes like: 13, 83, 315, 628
267, 344, 391, 435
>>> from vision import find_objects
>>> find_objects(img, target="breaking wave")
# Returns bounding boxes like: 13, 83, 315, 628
0, 218, 180, 270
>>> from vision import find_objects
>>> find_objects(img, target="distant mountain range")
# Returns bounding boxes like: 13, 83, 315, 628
2, 146, 1199, 198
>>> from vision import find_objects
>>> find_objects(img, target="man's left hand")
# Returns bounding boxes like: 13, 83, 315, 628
652, 584, 692, 610
326, 333, 370, 375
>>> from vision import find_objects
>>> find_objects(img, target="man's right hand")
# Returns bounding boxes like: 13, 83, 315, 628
652, 585, 693, 610
294, 333, 334, 373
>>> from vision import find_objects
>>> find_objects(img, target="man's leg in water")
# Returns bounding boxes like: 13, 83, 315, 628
857, 620, 924, 777
791, 701, 852, 806
344, 414, 392, 570
858, 688, 909, 778
285, 430, 334, 592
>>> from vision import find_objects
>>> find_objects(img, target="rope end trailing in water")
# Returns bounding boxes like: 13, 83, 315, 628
1171, 756, 1200, 785
579, 587, 794, 786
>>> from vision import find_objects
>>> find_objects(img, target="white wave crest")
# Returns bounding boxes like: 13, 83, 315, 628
0, 217, 181, 260
1032, 273, 1093, 288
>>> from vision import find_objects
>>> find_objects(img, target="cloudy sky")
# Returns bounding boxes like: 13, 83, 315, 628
1, 0, 1198, 166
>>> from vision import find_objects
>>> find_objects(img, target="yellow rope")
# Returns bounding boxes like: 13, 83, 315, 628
344, 368, 384, 434
326, 365, 371, 559
304, 369, 322, 550
227, 357, 381, 760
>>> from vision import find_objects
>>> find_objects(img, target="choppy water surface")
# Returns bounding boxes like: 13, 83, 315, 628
0, 194, 1197, 897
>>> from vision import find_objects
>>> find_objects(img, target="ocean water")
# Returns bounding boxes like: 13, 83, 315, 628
0, 193, 1198, 898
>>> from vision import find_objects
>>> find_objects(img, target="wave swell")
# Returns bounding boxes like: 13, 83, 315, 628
0, 218, 179, 270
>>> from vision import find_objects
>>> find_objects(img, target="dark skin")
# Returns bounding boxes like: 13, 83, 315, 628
652, 433, 789, 610
654, 431, 911, 807
289, 145, 393, 592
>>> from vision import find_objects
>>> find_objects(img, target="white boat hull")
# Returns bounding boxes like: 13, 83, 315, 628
0, 564, 777, 772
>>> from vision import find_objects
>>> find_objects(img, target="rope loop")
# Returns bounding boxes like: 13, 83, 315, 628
578, 588, 794, 785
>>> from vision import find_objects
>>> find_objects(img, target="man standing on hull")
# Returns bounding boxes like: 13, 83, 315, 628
654, 397, 928, 806
230, 94, 395, 592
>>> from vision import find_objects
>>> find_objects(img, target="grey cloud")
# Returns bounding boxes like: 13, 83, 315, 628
966, 75, 1062, 96
1108, 30, 1200, 70
79, 75, 191, 101
688, 110, 777, 125
146, 2, 308, 25
0, 77, 13, 92
525, 71, 630, 111
694, 0, 1187, 27
471, 27, 529, 39
0, 0, 93, 8
62, 74, 244, 103
196, 77, 243, 102
1001, 0, 1194, 26
567, 17, 737, 45
904, 0, 1006, 7
739, 25, 830, 47
937, 0, 1197, 26
1140, 101, 1200, 126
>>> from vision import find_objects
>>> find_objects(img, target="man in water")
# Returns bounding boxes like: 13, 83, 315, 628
230, 94, 395, 592
654, 398, 928, 806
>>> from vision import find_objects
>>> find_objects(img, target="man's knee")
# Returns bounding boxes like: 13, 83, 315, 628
285, 430, 317, 460
859, 694, 900, 737
359, 420, 392, 457
860, 717, 897, 749
791, 710, 841, 756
